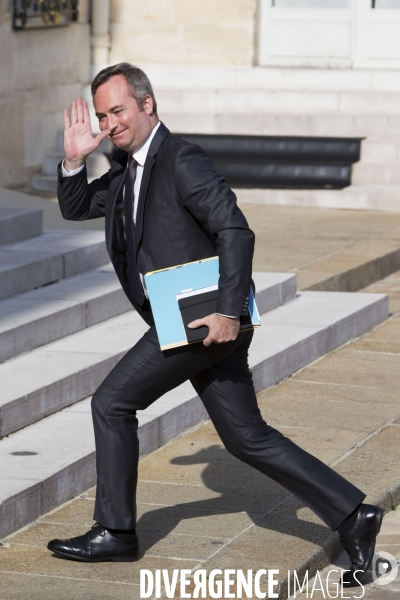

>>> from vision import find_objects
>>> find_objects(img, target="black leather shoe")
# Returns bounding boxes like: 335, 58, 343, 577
47, 522, 139, 562
339, 504, 383, 587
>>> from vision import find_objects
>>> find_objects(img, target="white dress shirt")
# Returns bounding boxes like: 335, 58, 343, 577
62, 122, 237, 319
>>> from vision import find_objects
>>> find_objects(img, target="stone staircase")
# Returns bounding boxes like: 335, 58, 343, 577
236, 136, 400, 213
178, 134, 361, 189
31, 131, 111, 193
0, 205, 389, 539
144, 64, 400, 212
352, 137, 400, 186
142, 65, 400, 138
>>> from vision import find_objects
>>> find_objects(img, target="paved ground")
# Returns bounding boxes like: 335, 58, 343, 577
301, 271, 400, 600
364, 270, 400, 316
1, 270, 400, 598
242, 204, 400, 292
1, 194, 400, 598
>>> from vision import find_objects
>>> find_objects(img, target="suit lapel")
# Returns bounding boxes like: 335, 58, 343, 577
134, 123, 170, 253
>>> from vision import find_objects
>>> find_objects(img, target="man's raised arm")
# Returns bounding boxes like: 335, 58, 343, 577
58, 97, 111, 221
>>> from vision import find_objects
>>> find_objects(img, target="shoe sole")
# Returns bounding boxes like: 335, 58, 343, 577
49, 548, 140, 563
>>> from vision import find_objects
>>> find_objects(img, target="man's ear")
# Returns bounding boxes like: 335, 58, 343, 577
143, 95, 154, 116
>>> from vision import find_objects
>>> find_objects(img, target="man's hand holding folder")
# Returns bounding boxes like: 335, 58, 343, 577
188, 313, 240, 347
144, 257, 259, 351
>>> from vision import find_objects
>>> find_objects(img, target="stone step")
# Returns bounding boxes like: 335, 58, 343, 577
157, 89, 400, 116
180, 134, 361, 163
31, 176, 59, 193
32, 160, 110, 191
42, 151, 110, 179
42, 151, 63, 175
55, 130, 64, 153
0, 266, 131, 364
0, 207, 42, 247
0, 272, 296, 438
0, 229, 108, 301
0, 288, 388, 539
0, 268, 292, 363
43, 150, 110, 179
352, 136, 400, 185
352, 162, 400, 185
360, 136, 400, 164
300, 241, 400, 294
161, 112, 400, 139
145, 65, 400, 93
235, 185, 400, 213
178, 134, 358, 189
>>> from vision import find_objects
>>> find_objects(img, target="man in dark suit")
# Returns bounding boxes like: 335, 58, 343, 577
48, 63, 381, 586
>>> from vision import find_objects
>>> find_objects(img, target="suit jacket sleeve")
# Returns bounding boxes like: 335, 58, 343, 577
57, 162, 111, 220
172, 143, 255, 317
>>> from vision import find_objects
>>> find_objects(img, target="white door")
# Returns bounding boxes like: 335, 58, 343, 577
354, 0, 400, 67
258, 0, 400, 68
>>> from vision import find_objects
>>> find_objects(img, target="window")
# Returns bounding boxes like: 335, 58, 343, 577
12, 0, 77, 30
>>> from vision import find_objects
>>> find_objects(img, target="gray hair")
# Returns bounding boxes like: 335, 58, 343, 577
91, 63, 158, 116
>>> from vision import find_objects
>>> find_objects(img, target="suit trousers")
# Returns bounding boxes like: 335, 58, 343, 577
91, 326, 365, 532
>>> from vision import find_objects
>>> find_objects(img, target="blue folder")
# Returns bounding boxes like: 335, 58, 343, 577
144, 256, 260, 351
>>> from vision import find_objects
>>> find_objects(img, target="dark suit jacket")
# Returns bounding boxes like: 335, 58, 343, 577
58, 123, 255, 326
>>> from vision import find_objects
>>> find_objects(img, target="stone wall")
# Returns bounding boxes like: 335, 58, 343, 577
109, 0, 257, 67
0, 0, 90, 187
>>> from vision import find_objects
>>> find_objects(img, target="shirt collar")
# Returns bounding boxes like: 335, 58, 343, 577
132, 121, 161, 168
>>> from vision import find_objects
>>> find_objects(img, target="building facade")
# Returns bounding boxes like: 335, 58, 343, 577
2, 0, 400, 187
0, 0, 90, 187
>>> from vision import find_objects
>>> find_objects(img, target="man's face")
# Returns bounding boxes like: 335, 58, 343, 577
94, 74, 155, 154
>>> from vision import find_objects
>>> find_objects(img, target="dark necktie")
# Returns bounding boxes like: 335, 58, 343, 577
124, 157, 145, 306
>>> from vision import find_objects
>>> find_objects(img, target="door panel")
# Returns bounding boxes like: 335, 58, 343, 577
368, 22, 400, 58
259, 0, 400, 67
267, 20, 351, 58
